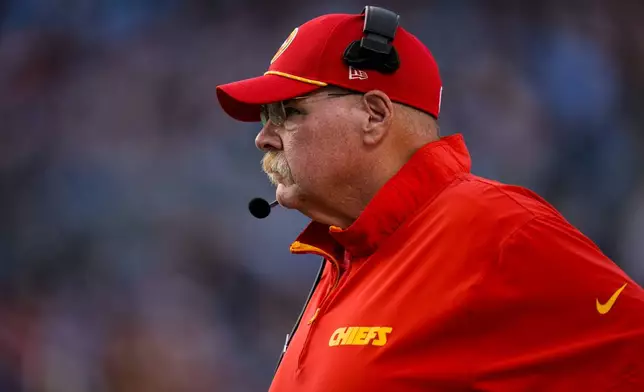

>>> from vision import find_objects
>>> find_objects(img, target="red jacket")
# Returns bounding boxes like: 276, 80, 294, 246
268, 134, 644, 392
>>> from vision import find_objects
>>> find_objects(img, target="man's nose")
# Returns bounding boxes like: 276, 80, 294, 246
255, 124, 283, 152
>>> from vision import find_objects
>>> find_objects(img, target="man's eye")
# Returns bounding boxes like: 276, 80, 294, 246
284, 107, 302, 118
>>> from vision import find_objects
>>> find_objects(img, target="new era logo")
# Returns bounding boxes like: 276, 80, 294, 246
349, 66, 368, 80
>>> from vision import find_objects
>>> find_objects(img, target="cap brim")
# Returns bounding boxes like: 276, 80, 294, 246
216, 74, 322, 122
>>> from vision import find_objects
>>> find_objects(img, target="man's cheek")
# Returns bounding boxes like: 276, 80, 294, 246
282, 153, 300, 182
292, 157, 322, 186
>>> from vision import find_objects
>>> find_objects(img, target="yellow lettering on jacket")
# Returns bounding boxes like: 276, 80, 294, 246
372, 326, 392, 346
329, 327, 349, 346
346, 326, 359, 344
328, 326, 393, 347
352, 327, 371, 345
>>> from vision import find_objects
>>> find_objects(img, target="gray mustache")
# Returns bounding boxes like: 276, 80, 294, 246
262, 153, 291, 184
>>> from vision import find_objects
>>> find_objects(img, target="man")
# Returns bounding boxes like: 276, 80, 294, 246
216, 6, 644, 392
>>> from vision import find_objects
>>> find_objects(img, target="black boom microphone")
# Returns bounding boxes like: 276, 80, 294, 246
248, 197, 278, 219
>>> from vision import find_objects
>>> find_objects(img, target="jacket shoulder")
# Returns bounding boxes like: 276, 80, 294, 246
413, 174, 572, 246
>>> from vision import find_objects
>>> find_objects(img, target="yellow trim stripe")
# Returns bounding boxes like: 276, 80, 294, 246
308, 308, 320, 325
290, 241, 335, 260
264, 71, 328, 87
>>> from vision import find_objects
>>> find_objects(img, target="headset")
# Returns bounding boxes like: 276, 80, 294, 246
272, 5, 401, 376
343, 5, 401, 74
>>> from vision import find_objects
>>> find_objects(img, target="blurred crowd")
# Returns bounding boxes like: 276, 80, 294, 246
0, 0, 643, 391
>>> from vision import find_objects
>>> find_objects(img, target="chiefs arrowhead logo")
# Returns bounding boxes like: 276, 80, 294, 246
271, 27, 298, 65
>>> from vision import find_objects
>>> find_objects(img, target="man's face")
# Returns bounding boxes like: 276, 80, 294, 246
256, 88, 365, 215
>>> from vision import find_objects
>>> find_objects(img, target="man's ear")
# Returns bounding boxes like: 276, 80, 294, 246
361, 90, 394, 146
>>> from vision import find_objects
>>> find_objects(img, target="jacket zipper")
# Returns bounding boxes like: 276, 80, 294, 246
289, 241, 342, 325
289, 241, 343, 372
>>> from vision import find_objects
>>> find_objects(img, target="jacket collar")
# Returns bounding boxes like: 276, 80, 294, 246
291, 134, 472, 259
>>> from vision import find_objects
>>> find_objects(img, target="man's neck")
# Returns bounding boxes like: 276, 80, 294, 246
305, 137, 440, 229
305, 194, 363, 229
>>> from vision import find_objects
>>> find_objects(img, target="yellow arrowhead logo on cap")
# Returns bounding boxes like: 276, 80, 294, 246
271, 27, 298, 64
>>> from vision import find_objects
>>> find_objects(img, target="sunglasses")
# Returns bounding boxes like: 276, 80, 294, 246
260, 92, 357, 126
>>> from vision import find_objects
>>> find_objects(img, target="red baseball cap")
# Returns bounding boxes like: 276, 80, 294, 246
216, 10, 443, 122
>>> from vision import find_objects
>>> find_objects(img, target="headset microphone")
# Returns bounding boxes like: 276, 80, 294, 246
248, 197, 279, 219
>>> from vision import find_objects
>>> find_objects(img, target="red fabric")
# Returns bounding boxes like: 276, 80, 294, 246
269, 134, 644, 392
216, 12, 442, 122
215, 74, 320, 122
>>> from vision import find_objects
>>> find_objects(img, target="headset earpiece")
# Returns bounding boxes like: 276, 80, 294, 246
343, 6, 401, 74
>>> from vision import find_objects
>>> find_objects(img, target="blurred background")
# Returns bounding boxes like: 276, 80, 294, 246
0, 0, 643, 391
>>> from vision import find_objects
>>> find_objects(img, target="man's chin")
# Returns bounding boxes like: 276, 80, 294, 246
276, 183, 335, 225
275, 183, 300, 209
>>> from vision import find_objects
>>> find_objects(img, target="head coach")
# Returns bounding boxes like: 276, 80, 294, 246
215, 6, 644, 392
